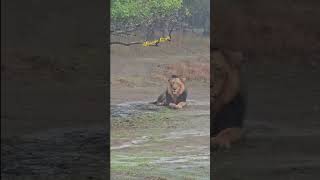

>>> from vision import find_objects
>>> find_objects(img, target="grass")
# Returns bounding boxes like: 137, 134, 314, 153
111, 107, 176, 129
111, 75, 159, 87
152, 60, 210, 82
110, 107, 210, 179
111, 151, 209, 180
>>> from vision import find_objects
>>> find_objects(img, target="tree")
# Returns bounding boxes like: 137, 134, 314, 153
111, 0, 191, 46
183, 0, 210, 36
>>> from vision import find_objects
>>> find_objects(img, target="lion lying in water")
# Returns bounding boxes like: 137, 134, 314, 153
150, 75, 187, 109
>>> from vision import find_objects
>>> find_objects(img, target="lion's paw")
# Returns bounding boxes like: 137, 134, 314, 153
211, 137, 231, 151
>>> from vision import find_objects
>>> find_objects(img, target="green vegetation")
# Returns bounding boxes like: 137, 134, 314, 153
183, 0, 210, 34
111, 0, 210, 45
111, 0, 193, 44
111, 0, 184, 21
111, 107, 175, 129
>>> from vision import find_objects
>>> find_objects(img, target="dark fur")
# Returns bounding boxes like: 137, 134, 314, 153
150, 75, 188, 106
211, 93, 246, 137
151, 89, 188, 106
210, 48, 247, 149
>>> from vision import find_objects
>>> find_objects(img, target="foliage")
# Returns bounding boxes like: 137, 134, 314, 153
111, 0, 183, 22
111, 0, 190, 41
110, 0, 210, 45
183, 0, 210, 32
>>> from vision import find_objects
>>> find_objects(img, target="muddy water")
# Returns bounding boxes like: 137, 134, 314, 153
111, 100, 210, 179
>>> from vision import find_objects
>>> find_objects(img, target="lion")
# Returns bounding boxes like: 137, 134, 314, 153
211, 48, 247, 150
150, 75, 187, 109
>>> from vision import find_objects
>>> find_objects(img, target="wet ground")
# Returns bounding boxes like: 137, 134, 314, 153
3, 35, 320, 179
109, 43, 211, 179
1, 36, 211, 179
1, 99, 210, 180
110, 100, 210, 180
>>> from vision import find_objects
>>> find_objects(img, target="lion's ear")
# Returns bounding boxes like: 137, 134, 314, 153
180, 77, 186, 82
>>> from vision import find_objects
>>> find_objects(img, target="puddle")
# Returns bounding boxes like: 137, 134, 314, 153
152, 153, 210, 165
111, 100, 209, 119
111, 101, 163, 118
111, 136, 152, 150
160, 129, 209, 140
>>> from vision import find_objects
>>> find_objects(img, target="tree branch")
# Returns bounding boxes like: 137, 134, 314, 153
110, 41, 143, 46
110, 34, 173, 47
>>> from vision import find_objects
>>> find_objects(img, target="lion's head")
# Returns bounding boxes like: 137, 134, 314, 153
167, 75, 186, 96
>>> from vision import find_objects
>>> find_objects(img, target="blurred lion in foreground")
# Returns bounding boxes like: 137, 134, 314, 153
150, 75, 187, 109
211, 48, 247, 150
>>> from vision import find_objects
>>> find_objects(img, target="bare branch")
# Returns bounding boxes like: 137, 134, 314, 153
110, 41, 159, 46
110, 35, 173, 47
110, 41, 143, 46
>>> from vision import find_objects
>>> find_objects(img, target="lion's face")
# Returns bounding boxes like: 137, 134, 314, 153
168, 76, 186, 95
